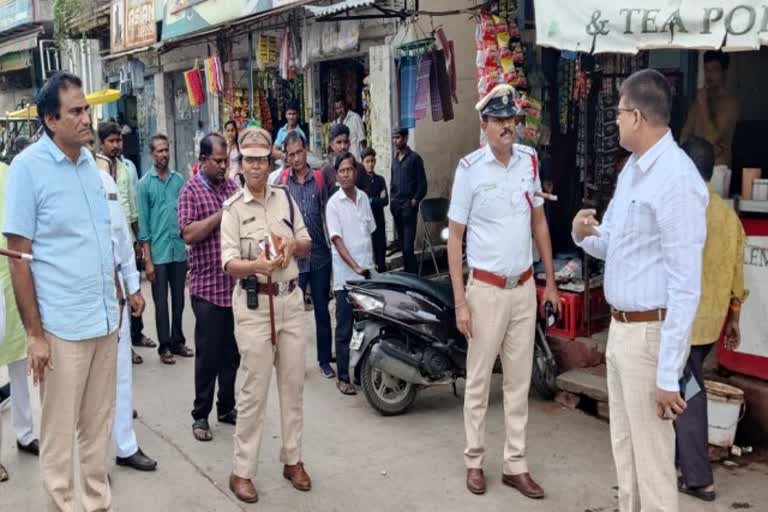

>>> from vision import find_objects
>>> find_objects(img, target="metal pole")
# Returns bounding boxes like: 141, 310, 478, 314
248, 31, 254, 122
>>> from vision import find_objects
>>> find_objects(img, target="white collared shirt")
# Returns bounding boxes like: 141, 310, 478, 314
98, 169, 141, 297
326, 187, 377, 290
336, 110, 366, 161
574, 130, 708, 391
448, 144, 543, 277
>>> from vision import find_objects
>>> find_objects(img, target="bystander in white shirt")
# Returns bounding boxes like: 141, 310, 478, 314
326, 187, 377, 290
336, 110, 366, 161
574, 130, 708, 390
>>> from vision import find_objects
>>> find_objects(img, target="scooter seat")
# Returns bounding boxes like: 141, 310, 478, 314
348, 272, 455, 309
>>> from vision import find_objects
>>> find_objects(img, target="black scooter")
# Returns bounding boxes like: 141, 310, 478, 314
344, 272, 558, 416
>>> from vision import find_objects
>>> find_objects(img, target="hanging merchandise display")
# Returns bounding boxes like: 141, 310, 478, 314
396, 31, 455, 128
204, 56, 223, 95
184, 65, 206, 107
257, 34, 279, 69
475, 11, 527, 98
399, 54, 418, 129
435, 27, 458, 103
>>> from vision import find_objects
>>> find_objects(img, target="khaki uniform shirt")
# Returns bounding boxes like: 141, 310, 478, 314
221, 185, 311, 284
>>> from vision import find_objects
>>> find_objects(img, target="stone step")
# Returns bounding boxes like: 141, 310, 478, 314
556, 364, 609, 403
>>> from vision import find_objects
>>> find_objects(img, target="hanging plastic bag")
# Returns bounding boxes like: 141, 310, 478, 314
321, 22, 339, 57
336, 20, 360, 53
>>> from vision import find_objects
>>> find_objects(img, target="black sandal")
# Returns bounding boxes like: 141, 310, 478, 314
678, 481, 716, 502
192, 419, 213, 442
132, 349, 143, 365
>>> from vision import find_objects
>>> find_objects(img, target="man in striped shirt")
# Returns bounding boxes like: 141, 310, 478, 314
178, 133, 241, 442
572, 69, 708, 512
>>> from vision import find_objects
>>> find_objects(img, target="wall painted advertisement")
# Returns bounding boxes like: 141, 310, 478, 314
111, 0, 157, 52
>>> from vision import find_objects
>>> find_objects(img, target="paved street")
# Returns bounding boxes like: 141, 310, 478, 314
1, 282, 767, 511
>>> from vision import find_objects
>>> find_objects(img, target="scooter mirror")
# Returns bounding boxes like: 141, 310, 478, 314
440, 227, 449, 242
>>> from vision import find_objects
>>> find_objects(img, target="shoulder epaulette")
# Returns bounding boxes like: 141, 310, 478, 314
515, 143, 536, 157
223, 189, 244, 209
459, 147, 486, 169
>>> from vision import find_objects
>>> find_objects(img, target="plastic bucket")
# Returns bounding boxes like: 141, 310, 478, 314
705, 380, 745, 448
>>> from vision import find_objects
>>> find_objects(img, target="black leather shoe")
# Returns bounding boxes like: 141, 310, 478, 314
218, 410, 237, 425
116, 448, 158, 471
17, 439, 39, 456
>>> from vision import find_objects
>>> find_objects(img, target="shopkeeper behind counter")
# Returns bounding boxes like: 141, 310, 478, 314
681, 51, 740, 168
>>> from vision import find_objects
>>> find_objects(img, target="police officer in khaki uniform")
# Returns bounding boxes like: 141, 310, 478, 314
447, 84, 561, 499
221, 127, 313, 504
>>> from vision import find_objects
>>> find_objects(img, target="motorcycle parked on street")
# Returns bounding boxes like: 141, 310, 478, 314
344, 271, 558, 416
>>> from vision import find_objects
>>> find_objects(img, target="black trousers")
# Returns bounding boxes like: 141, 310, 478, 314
190, 296, 240, 421
392, 211, 418, 274
151, 261, 187, 355
334, 291, 353, 384
372, 223, 387, 273
130, 313, 145, 346
675, 342, 715, 489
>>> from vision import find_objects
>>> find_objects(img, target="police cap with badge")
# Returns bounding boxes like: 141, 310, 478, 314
475, 84, 523, 118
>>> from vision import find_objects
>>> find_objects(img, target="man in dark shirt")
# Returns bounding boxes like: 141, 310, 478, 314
390, 128, 427, 274
282, 132, 336, 379
358, 147, 389, 272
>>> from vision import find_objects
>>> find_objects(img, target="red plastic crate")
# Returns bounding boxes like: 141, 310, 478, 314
536, 284, 610, 338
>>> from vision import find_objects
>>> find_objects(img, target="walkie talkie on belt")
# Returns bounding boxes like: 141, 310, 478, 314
244, 242, 259, 310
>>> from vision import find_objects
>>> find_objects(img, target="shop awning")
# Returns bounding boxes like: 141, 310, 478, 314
6, 89, 122, 119
304, 0, 376, 18
0, 28, 42, 59
534, 0, 768, 54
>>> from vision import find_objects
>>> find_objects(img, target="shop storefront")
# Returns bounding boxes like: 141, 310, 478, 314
522, 0, 768, 379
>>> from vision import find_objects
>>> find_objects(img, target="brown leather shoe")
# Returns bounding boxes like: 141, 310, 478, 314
229, 473, 258, 503
502, 472, 545, 499
283, 462, 312, 491
466, 468, 486, 495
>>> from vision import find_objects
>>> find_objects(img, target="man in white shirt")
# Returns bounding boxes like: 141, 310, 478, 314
333, 97, 366, 161
94, 151, 158, 473
572, 69, 708, 512
326, 152, 376, 396
448, 84, 560, 499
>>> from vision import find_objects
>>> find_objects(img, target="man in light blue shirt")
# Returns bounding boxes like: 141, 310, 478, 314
2, 72, 139, 511
273, 102, 307, 158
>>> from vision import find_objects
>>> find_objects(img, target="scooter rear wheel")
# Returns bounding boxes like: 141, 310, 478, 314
361, 350, 418, 416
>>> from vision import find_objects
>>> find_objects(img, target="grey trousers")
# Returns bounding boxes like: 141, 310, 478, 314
674, 342, 715, 489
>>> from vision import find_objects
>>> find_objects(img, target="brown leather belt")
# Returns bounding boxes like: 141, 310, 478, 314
472, 267, 533, 289
611, 308, 667, 323
250, 279, 297, 297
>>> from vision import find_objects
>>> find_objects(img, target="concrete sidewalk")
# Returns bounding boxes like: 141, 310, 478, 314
1, 282, 766, 511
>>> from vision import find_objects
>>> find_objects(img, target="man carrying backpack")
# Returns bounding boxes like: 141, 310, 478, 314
281, 132, 335, 379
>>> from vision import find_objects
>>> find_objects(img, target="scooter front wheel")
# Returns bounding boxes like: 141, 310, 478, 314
531, 323, 558, 400
361, 350, 418, 416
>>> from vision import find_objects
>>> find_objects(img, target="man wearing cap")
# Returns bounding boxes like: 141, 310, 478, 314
447, 83, 561, 499
390, 127, 427, 274
221, 126, 313, 504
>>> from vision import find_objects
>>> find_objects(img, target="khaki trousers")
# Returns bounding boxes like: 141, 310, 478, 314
463, 277, 537, 475
40, 331, 118, 512
606, 320, 678, 512
232, 285, 306, 480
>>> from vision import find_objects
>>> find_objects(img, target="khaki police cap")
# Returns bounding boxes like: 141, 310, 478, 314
238, 126, 272, 157
475, 83, 521, 118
